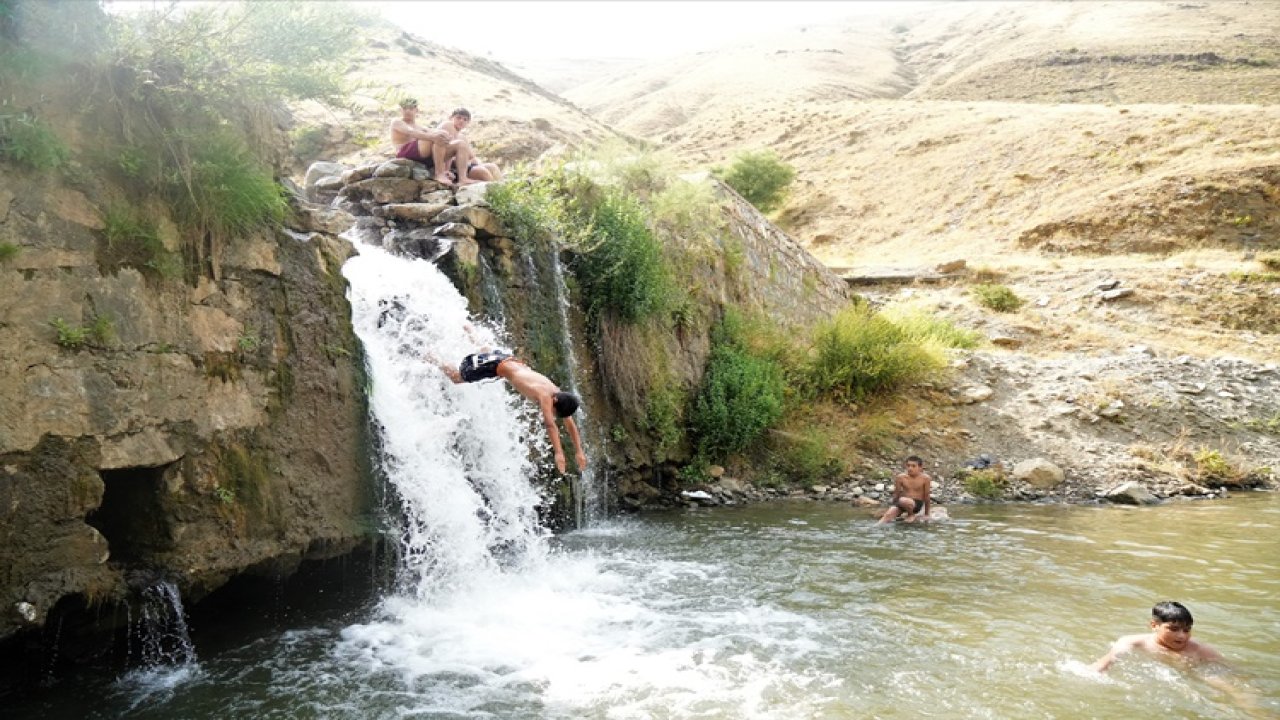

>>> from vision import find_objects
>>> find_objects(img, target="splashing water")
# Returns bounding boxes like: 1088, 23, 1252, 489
342, 244, 552, 597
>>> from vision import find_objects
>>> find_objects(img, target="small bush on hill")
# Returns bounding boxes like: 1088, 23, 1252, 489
689, 312, 786, 459
164, 132, 287, 241
1193, 448, 1240, 486
1259, 252, 1280, 271
716, 150, 795, 213
486, 175, 564, 244
962, 468, 1006, 499
0, 241, 19, 262
803, 304, 946, 401
0, 112, 69, 170
971, 283, 1024, 312
572, 188, 672, 323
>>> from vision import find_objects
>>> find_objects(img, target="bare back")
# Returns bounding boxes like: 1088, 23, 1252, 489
497, 360, 559, 404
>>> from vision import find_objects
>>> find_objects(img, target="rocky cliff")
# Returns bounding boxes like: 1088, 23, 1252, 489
0, 162, 376, 670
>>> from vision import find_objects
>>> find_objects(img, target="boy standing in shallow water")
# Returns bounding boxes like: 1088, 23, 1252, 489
877, 455, 931, 524
1090, 601, 1225, 672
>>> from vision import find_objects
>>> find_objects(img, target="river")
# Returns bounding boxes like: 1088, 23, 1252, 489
10, 242, 1278, 720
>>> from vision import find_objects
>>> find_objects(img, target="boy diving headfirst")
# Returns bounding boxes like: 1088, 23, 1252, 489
427, 348, 587, 475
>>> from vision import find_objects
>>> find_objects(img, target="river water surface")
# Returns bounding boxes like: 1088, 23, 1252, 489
15, 244, 1277, 719
14, 495, 1280, 719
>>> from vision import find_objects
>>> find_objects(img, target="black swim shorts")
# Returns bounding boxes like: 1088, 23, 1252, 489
459, 350, 513, 383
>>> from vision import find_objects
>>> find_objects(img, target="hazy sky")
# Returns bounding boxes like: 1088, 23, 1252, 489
103, 1, 907, 62
372, 1, 902, 61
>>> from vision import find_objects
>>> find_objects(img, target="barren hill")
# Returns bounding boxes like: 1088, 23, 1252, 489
553, 3, 1279, 311
287, 19, 625, 177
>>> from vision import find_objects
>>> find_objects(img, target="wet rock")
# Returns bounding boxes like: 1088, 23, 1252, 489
1104, 481, 1159, 505
1012, 458, 1065, 489
303, 161, 347, 201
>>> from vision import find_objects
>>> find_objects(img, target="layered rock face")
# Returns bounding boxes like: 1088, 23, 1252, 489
0, 169, 375, 648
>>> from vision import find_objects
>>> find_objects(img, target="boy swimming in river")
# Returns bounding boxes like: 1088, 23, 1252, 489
1090, 601, 1224, 672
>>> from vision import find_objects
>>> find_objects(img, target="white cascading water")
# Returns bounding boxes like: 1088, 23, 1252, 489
341, 244, 551, 596
332, 242, 822, 717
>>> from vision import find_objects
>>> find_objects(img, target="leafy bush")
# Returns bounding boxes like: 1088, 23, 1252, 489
1259, 252, 1280, 272
101, 206, 180, 279
486, 176, 563, 244
0, 241, 19, 263
971, 283, 1024, 312
572, 188, 672, 323
1193, 448, 1238, 485
962, 468, 1006, 499
689, 314, 786, 458
804, 305, 946, 401
717, 150, 795, 213
0, 113, 69, 170
49, 318, 88, 349
50, 315, 113, 349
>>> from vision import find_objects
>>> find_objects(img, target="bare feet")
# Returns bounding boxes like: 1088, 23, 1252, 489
457, 177, 481, 186
434, 173, 454, 186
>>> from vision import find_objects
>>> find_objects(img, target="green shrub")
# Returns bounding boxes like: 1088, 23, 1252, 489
717, 150, 795, 213
50, 317, 89, 349
962, 468, 1006, 499
573, 188, 672, 323
804, 305, 945, 401
971, 283, 1024, 312
101, 206, 180, 278
644, 384, 686, 460
0, 241, 19, 263
689, 314, 786, 458
0, 113, 69, 170
1194, 448, 1238, 485
1259, 253, 1280, 272
486, 176, 563, 243
50, 314, 114, 349
882, 307, 983, 349
169, 132, 287, 239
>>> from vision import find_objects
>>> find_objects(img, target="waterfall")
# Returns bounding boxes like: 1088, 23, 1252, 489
134, 581, 195, 668
342, 244, 551, 596
549, 252, 603, 527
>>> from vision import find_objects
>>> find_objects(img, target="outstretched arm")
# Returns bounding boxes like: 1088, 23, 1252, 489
1090, 637, 1136, 673
563, 416, 587, 471
392, 119, 448, 143
540, 401, 568, 474
423, 350, 463, 383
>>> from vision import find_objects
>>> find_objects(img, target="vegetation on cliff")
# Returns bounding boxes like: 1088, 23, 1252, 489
0, 0, 367, 281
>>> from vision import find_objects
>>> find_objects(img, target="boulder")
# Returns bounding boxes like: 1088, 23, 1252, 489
383, 203, 450, 223
957, 385, 994, 404
454, 181, 491, 206
1104, 481, 1159, 505
304, 161, 347, 192
373, 159, 415, 178
341, 164, 378, 185
421, 189, 453, 204
434, 222, 476, 239
1012, 458, 1065, 489
343, 177, 421, 204
434, 205, 506, 237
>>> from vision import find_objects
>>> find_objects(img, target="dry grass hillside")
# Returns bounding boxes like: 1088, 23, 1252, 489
287, 19, 624, 178
547, 0, 1280, 365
